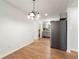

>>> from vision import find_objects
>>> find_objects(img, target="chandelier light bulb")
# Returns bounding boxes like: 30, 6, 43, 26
27, 15, 30, 19
37, 14, 40, 19
30, 12, 35, 17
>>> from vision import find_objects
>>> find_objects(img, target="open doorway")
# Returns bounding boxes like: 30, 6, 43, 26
38, 21, 51, 39
42, 21, 51, 38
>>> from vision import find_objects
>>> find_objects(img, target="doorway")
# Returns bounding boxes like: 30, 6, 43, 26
42, 21, 51, 38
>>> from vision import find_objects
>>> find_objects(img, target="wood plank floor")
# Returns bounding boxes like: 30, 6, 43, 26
2, 38, 78, 59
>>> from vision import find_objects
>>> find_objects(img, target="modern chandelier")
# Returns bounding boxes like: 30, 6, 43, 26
27, 0, 40, 20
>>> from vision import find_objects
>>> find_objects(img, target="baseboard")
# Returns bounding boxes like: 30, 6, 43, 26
71, 50, 78, 54
0, 40, 34, 59
66, 49, 78, 54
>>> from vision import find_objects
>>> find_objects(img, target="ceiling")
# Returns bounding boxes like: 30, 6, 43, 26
2, 0, 78, 19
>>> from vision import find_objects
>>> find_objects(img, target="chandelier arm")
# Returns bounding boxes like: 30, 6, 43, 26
33, 0, 35, 11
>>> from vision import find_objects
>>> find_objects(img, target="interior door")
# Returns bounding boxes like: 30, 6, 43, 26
51, 21, 60, 49
60, 20, 67, 51
51, 20, 67, 51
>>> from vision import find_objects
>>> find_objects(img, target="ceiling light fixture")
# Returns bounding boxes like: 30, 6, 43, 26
45, 13, 48, 16
27, 0, 40, 20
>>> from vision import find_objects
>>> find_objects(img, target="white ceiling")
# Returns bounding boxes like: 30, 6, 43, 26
2, 0, 78, 19
68, 0, 78, 7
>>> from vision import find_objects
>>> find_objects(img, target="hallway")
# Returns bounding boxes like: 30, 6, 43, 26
3, 38, 77, 59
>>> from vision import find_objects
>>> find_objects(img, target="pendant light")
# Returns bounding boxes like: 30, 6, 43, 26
27, 0, 40, 20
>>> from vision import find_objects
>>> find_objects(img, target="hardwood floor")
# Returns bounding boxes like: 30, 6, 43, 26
2, 38, 78, 59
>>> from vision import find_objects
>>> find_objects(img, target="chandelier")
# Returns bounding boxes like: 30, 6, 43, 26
27, 0, 40, 20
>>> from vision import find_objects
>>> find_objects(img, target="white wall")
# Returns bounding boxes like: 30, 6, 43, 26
0, 0, 39, 58
67, 7, 78, 52
33, 21, 39, 40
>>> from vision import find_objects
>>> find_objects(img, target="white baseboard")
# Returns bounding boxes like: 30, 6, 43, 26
0, 40, 34, 59
66, 49, 78, 53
